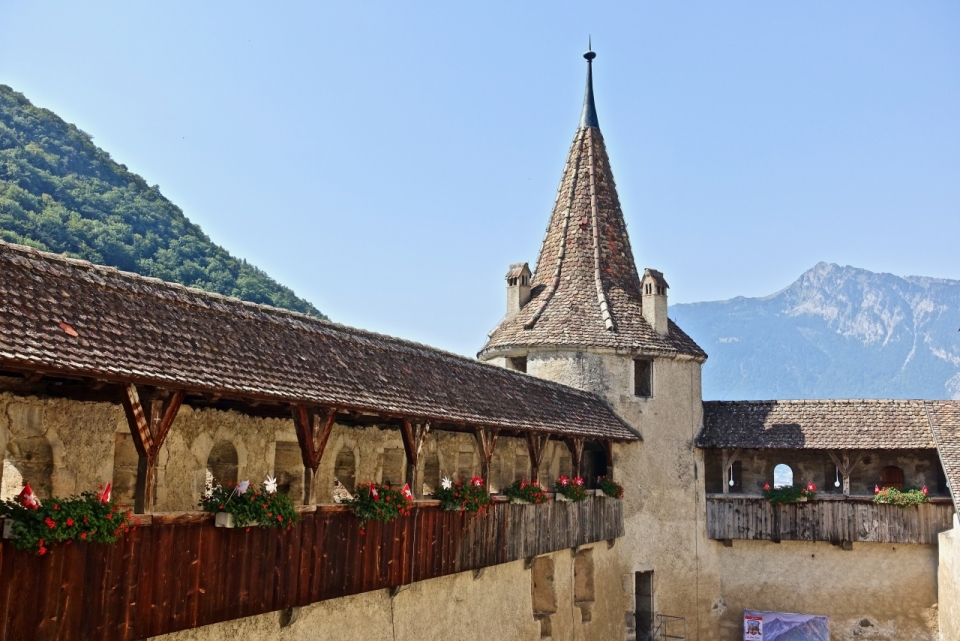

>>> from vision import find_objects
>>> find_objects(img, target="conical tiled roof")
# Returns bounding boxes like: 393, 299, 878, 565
479, 52, 705, 361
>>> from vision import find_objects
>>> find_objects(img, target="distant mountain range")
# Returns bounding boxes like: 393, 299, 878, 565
0, 85, 322, 317
671, 263, 960, 400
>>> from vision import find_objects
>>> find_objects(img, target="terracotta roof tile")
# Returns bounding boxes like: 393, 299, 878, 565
479, 126, 705, 360
0, 241, 637, 441
927, 401, 960, 510
697, 399, 938, 449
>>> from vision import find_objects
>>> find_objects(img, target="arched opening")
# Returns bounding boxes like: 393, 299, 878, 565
334, 445, 357, 493
773, 463, 794, 488
206, 442, 238, 489
2, 436, 53, 501
422, 451, 440, 495
881, 465, 904, 490
273, 442, 304, 500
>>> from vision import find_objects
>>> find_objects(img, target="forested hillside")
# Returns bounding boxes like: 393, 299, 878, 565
0, 85, 322, 317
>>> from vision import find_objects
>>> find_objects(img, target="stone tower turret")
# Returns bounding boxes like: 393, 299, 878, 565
478, 46, 714, 635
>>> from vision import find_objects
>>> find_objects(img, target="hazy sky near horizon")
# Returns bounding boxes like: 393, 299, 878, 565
2, 3, 958, 356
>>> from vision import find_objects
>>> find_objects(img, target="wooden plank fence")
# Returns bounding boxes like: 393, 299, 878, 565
706, 497, 955, 544
0, 496, 623, 641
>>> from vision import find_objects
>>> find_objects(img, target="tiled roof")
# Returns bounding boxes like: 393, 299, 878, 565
479, 125, 705, 360
697, 400, 939, 449
0, 241, 637, 441
927, 401, 960, 511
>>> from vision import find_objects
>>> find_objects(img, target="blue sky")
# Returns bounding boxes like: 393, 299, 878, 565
2, 2, 958, 356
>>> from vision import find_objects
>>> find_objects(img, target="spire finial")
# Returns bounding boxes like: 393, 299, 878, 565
580, 40, 599, 129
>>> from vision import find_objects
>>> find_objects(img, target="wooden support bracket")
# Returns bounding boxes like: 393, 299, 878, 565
721, 447, 742, 495
121, 384, 185, 514
827, 450, 862, 497
475, 427, 500, 484
526, 432, 549, 484
401, 420, 430, 494
291, 405, 337, 505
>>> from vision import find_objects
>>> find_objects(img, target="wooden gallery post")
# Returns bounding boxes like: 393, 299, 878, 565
121, 384, 185, 514
291, 405, 336, 505
400, 420, 430, 497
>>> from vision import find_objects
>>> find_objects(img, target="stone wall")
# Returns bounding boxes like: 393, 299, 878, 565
940, 516, 960, 641
525, 350, 721, 641
714, 539, 939, 641
0, 392, 521, 510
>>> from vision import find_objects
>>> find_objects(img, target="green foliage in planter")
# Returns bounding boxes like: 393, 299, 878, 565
873, 487, 929, 507
762, 484, 816, 505
597, 476, 624, 499
435, 476, 492, 513
554, 476, 588, 502
199, 480, 300, 529
344, 482, 412, 532
1, 488, 133, 555
503, 479, 549, 505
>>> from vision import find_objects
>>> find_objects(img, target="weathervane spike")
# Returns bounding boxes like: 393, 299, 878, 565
579, 40, 599, 128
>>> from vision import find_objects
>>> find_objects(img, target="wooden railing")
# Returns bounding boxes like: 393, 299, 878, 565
706, 495, 955, 544
0, 496, 622, 641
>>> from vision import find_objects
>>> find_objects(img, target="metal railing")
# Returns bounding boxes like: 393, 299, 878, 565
652, 614, 686, 640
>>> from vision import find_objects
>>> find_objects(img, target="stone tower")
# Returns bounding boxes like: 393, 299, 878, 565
479, 46, 718, 640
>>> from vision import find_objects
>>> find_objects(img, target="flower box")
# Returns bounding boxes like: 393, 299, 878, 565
510, 497, 531, 505
555, 493, 571, 502
215, 512, 259, 528
2, 519, 16, 539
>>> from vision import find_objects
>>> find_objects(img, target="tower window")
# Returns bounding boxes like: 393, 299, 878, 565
634, 359, 653, 397
509, 356, 527, 373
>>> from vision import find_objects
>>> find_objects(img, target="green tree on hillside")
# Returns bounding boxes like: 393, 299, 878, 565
0, 84, 323, 317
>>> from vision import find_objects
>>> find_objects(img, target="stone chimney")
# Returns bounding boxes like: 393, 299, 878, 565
641, 269, 669, 335
505, 263, 532, 320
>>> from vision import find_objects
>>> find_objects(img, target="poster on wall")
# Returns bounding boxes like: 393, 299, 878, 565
743, 610, 829, 641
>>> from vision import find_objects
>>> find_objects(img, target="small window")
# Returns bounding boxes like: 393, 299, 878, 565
881, 466, 904, 490
773, 464, 793, 488
510, 356, 527, 373
634, 359, 653, 397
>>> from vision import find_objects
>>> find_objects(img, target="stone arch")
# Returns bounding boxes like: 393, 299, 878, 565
2, 436, 54, 501
206, 441, 239, 488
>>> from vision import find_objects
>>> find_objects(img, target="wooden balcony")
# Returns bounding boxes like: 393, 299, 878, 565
0, 496, 622, 641
706, 495, 955, 544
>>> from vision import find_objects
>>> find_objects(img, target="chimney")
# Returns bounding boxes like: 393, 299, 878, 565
505, 263, 532, 320
641, 268, 669, 335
